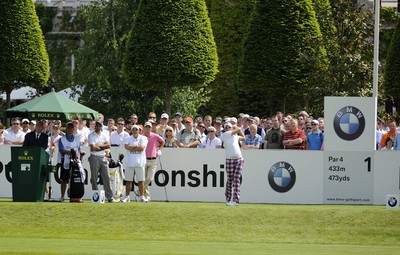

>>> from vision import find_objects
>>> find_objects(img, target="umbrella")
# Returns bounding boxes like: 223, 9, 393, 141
5, 89, 98, 121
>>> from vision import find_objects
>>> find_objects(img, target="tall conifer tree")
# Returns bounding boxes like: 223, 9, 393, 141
124, 0, 218, 114
0, 0, 49, 108
383, 19, 400, 109
237, 0, 326, 116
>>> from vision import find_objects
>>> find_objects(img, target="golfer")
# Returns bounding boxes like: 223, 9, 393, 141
220, 121, 245, 206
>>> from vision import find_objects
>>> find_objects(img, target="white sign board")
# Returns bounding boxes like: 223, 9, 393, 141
324, 97, 375, 151
373, 151, 400, 204
323, 151, 374, 204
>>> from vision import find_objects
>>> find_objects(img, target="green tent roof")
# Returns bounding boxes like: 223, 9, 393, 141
6, 91, 98, 121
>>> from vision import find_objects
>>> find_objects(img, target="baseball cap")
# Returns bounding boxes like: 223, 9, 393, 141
131, 125, 140, 130
30, 120, 36, 125
22, 118, 29, 124
230, 117, 238, 123
175, 112, 182, 118
144, 122, 152, 127
224, 123, 233, 128
184, 117, 193, 123
161, 113, 169, 119
311, 119, 319, 125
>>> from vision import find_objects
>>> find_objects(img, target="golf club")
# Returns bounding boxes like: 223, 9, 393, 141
158, 155, 169, 202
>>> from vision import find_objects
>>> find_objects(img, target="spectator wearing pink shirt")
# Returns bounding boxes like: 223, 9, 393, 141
142, 121, 165, 201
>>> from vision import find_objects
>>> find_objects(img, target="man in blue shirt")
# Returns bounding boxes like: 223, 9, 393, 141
306, 120, 324, 150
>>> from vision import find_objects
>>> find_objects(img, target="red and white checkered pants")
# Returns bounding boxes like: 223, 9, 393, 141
225, 157, 244, 203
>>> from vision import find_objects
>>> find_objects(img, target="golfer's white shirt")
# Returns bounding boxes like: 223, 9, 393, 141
221, 131, 242, 158
125, 135, 147, 168
88, 131, 109, 156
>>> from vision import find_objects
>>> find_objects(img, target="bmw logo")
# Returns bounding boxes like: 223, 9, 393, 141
388, 197, 398, 207
92, 192, 99, 202
268, 161, 296, 193
333, 106, 365, 141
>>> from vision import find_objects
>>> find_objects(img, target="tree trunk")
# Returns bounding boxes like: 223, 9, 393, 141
6, 87, 11, 126
164, 86, 172, 116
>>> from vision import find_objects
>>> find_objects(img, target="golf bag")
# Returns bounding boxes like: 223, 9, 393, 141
69, 149, 85, 202
108, 153, 124, 201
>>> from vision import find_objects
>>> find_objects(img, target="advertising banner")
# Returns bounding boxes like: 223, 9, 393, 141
324, 97, 375, 151
323, 151, 374, 204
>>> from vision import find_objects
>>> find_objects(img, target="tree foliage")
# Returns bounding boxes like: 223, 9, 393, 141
327, 0, 374, 96
0, 0, 49, 108
123, 0, 218, 115
237, 0, 326, 116
383, 18, 400, 103
73, 0, 140, 118
202, 0, 254, 117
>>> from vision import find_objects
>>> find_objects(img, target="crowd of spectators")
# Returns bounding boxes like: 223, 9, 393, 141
0, 111, 324, 150
2, 111, 400, 151
2, 111, 398, 204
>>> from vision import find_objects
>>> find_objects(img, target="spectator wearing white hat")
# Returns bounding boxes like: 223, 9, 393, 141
123, 124, 148, 202
200, 126, 221, 149
21, 119, 31, 134
156, 113, 170, 137
240, 115, 251, 134
29, 120, 36, 132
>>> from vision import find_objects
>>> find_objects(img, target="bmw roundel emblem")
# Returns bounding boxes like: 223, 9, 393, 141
268, 161, 296, 193
334, 106, 365, 141
388, 197, 398, 207
92, 192, 99, 202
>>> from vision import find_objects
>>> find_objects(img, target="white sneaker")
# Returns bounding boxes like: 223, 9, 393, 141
226, 201, 239, 206
108, 197, 118, 203
121, 196, 130, 203
139, 196, 148, 203
145, 196, 150, 203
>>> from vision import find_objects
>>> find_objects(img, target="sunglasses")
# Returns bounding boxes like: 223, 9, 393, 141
117, 123, 124, 125
311, 123, 318, 126
307, 127, 312, 130
165, 130, 172, 133
12, 123, 20, 125
198, 126, 205, 128
208, 130, 215, 133
149, 116, 156, 119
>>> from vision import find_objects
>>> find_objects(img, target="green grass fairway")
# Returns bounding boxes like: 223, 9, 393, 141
0, 200, 399, 254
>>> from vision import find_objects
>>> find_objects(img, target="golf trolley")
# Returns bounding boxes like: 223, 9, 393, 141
107, 153, 125, 202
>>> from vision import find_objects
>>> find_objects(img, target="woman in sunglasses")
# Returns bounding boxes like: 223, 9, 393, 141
164, 127, 178, 148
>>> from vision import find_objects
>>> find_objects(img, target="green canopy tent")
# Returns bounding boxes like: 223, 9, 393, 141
5, 89, 98, 121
